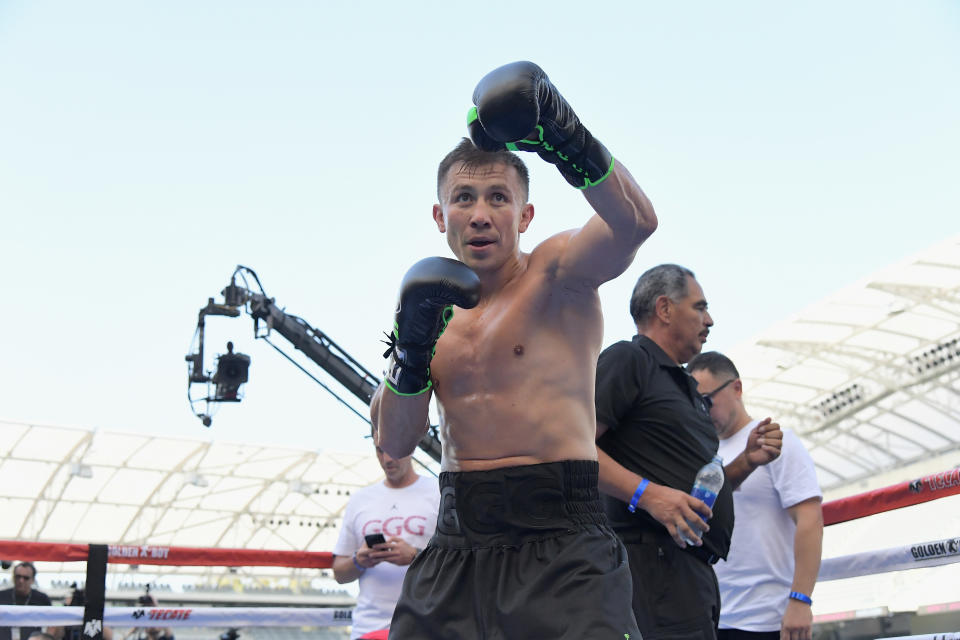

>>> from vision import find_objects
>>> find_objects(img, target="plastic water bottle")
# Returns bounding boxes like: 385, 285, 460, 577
681, 455, 724, 546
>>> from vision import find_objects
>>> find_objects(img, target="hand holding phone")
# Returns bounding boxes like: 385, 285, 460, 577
364, 532, 386, 548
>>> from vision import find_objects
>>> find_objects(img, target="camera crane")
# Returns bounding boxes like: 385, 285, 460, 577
185, 265, 443, 463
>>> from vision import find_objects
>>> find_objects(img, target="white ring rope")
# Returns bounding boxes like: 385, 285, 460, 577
0, 606, 354, 628
819, 534, 960, 581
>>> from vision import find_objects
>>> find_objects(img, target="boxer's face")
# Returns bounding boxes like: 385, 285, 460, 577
433, 161, 534, 272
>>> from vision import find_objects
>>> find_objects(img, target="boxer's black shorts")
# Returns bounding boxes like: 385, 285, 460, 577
389, 460, 641, 640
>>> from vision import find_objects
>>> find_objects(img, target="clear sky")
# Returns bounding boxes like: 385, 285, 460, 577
1, 1, 958, 459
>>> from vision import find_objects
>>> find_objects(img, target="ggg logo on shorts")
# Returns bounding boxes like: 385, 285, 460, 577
437, 485, 462, 535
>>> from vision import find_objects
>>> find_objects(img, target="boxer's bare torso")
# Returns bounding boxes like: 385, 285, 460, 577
431, 234, 603, 471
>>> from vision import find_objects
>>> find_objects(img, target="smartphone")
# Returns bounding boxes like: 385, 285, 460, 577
364, 532, 386, 548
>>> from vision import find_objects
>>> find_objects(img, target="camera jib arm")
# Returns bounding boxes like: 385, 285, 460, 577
186, 266, 443, 463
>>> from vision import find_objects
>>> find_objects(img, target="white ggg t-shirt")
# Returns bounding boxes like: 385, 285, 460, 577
332, 474, 439, 639
715, 420, 822, 632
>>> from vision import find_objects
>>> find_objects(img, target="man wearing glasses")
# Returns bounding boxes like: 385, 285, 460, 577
689, 351, 822, 640
595, 263, 782, 640
0, 562, 52, 640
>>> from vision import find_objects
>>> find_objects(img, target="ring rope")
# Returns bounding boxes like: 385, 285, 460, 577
0, 605, 353, 628
0, 540, 332, 568
819, 534, 960, 581
822, 467, 960, 526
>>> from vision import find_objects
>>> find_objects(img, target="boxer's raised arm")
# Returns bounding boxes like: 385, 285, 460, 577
468, 61, 656, 287
566, 163, 656, 286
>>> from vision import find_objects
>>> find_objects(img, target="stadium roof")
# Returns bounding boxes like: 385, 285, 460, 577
729, 234, 960, 490
0, 420, 387, 580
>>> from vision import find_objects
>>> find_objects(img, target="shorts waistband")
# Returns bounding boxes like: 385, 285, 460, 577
434, 460, 607, 546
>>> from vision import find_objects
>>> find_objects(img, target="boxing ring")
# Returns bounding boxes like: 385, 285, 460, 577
2, 466, 959, 639
0, 543, 349, 637
819, 467, 960, 580
813, 466, 960, 639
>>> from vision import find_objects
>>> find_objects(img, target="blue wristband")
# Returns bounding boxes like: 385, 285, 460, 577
789, 591, 812, 605
352, 552, 366, 572
627, 478, 650, 513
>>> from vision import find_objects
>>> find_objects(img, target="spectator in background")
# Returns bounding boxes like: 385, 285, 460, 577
689, 351, 822, 640
331, 423, 439, 640
0, 562, 52, 640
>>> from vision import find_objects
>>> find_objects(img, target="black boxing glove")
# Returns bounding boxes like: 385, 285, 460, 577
468, 61, 614, 189
383, 257, 481, 396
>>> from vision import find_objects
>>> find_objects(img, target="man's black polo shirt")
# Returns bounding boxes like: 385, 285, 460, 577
0, 588, 52, 640
596, 334, 734, 560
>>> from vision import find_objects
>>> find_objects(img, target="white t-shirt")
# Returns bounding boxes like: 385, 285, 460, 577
715, 420, 822, 631
332, 474, 439, 639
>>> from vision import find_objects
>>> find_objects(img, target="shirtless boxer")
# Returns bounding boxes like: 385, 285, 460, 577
371, 61, 658, 639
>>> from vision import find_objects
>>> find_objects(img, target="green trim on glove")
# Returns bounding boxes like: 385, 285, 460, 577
505, 124, 614, 189
382, 306, 455, 397
576, 156, 616, 190
384, 377, 433, 397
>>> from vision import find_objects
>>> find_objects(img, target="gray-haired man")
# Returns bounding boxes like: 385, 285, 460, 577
595, 263, 782, 640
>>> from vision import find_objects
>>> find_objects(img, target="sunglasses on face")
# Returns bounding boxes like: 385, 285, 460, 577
700, 377, 738, 409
